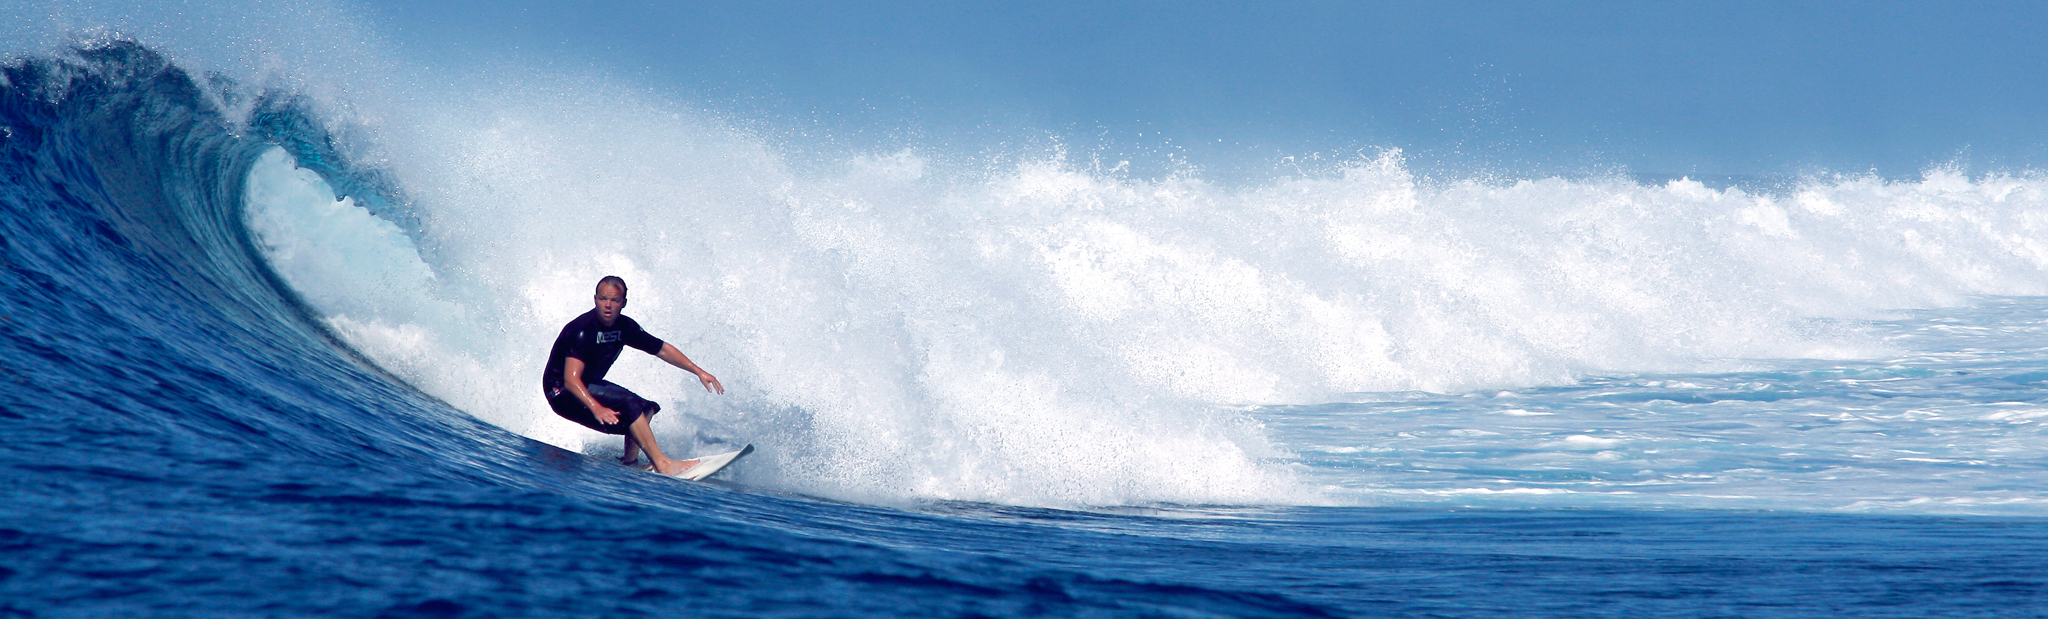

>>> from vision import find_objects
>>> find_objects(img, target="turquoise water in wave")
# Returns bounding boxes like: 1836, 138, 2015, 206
4, 3, 2048, 617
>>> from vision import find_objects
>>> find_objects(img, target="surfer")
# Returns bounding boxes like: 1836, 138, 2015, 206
542, 276, 725, 476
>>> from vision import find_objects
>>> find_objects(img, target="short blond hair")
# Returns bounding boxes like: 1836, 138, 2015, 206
596, 276, 628, 296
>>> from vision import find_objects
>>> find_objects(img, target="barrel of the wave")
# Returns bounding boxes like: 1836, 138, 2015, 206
539, 275, 750, 480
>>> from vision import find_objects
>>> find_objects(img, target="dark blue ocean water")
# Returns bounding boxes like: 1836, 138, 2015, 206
5, 42, 2048, 618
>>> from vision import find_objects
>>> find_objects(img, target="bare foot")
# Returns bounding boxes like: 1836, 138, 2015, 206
654, 458, 701, 477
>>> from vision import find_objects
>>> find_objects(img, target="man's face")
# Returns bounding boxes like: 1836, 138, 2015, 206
594, 284, 626, 326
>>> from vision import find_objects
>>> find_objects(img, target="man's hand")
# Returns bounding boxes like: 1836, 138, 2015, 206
591, 404, 621, 425
699, 371, 725, 394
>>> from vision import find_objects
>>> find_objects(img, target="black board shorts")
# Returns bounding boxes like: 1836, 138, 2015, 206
546, 380, 660, 435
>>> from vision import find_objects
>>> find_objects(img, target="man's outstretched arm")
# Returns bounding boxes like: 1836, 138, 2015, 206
657, 343, 724, 394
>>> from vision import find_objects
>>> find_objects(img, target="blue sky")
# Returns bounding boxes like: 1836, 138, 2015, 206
355, 0, 2048, 178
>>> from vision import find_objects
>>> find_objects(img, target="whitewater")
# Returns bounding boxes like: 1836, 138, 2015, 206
3, 6, 2047, 617
242, 84, 2048, 511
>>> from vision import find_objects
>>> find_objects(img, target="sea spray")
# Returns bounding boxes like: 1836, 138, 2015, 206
244, 73, 2048, 508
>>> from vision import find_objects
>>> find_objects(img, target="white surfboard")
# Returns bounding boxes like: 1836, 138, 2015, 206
668, 443, 753, 481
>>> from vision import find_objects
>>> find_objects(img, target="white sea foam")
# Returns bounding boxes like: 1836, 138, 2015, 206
222, 25, 2048, 509
243, 87, 2048, 510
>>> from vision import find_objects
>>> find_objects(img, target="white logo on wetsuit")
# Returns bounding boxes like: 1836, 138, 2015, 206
595, 330, 622, 344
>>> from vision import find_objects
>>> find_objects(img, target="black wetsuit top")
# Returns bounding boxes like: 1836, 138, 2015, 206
541, 309, 666, 393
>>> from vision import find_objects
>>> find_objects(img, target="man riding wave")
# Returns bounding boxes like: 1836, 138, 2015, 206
542, 276, 724, 476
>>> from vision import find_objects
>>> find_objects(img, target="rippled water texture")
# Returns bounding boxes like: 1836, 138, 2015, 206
1271, 298, 2048, 514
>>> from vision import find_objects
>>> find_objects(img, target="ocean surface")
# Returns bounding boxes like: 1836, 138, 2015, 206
4, 36, 2048, 618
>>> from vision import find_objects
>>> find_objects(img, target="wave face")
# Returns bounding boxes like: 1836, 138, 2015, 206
0, 41, 522, 487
